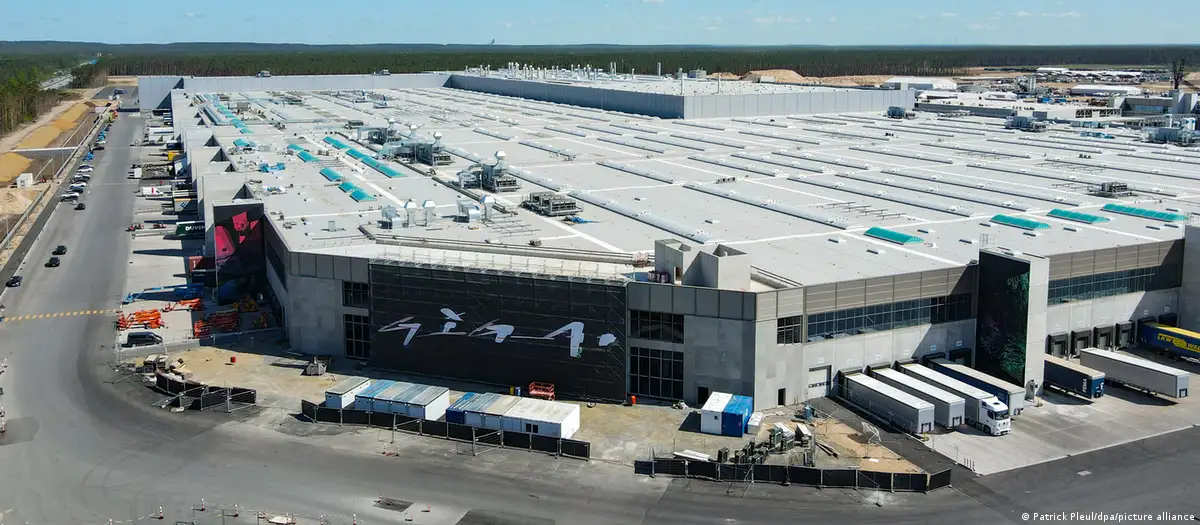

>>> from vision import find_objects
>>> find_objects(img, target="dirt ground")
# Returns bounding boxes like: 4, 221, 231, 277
153, 346, 344, 408
0, 153, 33, 183
107, 76, 138, 86
0, 189, 39, 215
0, 88, 99, 155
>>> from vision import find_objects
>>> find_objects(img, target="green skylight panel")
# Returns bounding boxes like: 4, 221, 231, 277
1047, 209, 1111, 224
991, 214, 1050, 230
864, 227, 924, 245
1100, 203, 1188, 222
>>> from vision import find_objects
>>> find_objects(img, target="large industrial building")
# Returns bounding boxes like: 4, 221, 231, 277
141, 68, 1200, 410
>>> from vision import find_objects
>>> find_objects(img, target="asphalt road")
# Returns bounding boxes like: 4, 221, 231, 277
0, 115, 1197, 524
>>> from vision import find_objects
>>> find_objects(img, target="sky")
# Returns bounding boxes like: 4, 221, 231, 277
2, 0, 1194, 46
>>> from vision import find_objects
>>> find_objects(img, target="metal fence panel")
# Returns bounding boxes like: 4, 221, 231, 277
423, 420, 447, 438
858, 470, 892, 491
341, 408, 369, 425
928, 469, 952, 491
719, 464, 751, 482
690, 460, 718, 479
634, 460, 654, 475
752, 464, 788, 483
822, 468, 857, 488
789, 466, 821, 486
314, 407, 341, 423
503, 431, 531, 449
530, 435, 559, 454
301, 400, 318, 420
369, 412, 394, 428
446, 422, 473, 441
560, 439, 589, 459
654, 459, 686, 476
229, 387, 257, 404
893, 472, 928, 492
477, 430, 502, 446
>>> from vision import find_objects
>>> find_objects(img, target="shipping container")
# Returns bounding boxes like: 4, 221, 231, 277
1043, 355, 1105, 399
446, 392, 522, 431
386, 383, 451, 421
353, 380, 394, 411
899, 363, 1010, 435
500, 397, 582, 438
323, 376, 370, 409
445, 392, 476, 424
699, 392, 753, 437
369, 382, 414, 414
1137, 322, 1200, 360
841, 373, 935, 434
1079, 348, 1189, 398
871, 367, 965, 428
927, 358, 1026, 415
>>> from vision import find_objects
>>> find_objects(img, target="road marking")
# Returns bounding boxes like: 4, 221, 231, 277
0, 309, 116, 323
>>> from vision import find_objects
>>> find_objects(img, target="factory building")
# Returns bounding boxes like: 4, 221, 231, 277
149, 71, 1200, 411
882, 77, 958, 91
1069, 84, 1144, 97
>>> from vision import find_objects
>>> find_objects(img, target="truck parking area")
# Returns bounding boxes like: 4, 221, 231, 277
925, 349, 1200, 475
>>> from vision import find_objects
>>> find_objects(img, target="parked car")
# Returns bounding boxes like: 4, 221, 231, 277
93, 145, 105, 151
60, 192, 80, 202
123, 331, 163, 347
4, 276, 21, 287
46, 257, 60, 268
77, 165, 94, 172
75, 202, 87, 210
52, 245, 67, 255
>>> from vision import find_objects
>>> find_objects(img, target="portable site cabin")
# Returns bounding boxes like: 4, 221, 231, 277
323, 376, 370, 409
353, 379, 395, 411
445, 392, 522, 431
386, 383, 451, 421
369, 382, 414, 413
500, 397, 582, 439
699, 392, 753, 437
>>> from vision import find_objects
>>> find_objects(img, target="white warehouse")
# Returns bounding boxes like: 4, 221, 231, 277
882, 76, 957, 91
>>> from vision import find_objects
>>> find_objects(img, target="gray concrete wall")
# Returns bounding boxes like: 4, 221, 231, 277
1179, 225, 1200, 331
136, 76, 184, 111
1024, 256, 1049, 394
286, 252, 370, 355
683, 89, 916, 119
1046, 289, 1179, 337
447, 75, 686, 118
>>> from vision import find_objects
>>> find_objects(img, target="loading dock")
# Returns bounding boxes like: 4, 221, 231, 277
1047, 332, 1069, 357
1071, 329, 1093, 357
808, 366, 831, 400
1116, 321, 1134, 348
1094, 325, 1115, 350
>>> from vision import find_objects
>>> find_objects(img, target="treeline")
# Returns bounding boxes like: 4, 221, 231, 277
0, 54, 91, 137
93, 45, 1200, 78
69, 62, 108, 89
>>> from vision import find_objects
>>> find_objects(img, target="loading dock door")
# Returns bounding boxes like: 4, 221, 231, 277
807, 366, 831, 400
1116, 322, 1133, 348
1094, 325, 1114, 350
1047, 333, 1069, 357
1070, 330, 1092, 357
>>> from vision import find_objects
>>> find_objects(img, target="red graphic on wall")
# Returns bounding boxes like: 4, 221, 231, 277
213, 204, 265, 300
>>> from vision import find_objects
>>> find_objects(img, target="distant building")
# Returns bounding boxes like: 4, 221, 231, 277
1069, 84, 1143, 97
882, 76, 957, 91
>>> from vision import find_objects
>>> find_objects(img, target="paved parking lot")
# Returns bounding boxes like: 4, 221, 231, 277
925, 350, 1200, 475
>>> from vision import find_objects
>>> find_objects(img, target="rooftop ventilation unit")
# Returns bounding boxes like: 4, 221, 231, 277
523, 191, 583, 217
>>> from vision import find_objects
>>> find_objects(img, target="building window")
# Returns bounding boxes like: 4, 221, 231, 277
777, 315, 803, 345
629, 346, 684, 400
1048, 265, 1181, 305
344, 314, 371, 360
342, 281, 369, 309
805, 294, 972, 342
629, 310, 684, 343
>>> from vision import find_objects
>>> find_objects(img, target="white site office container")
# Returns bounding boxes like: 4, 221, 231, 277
872, 367, 966, 428
387, 383, 451, 421
500, 397, 582, 438
464, 393, 523, 431
370, 382, 414, 414
323, 376, 370, 409
700, 392, 733, 435
353, 380, 395, 411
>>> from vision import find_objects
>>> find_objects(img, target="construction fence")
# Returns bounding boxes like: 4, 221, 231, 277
634, 458, 952, 493
154, 372, 258, 411
301, 400, 591, 460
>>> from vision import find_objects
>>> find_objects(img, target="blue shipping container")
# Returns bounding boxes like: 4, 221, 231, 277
720, 395, 753, 437
445, 392, 477, 424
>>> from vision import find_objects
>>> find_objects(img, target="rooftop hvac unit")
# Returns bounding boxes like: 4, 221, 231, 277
422, 200, 436, 226
403, 200, 419, 227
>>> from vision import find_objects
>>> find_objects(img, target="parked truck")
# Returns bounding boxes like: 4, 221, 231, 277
1078, 348, 1189, 398
926, 358, 1026, 416
871, 367, 965, 428
840, 373, 935, 434
1137, 322, 1200, 361
899, 363, 1010, 435
885, 106, 917, 119
1043, 355, 1105, 399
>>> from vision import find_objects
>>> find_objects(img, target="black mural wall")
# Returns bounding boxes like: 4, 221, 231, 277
974, 252, 1031, 385
368, 262, 628, 401
212, 202, 266, 303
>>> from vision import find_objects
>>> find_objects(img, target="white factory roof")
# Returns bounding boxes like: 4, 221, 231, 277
175, 82, 1200, 289
1070, 84, 1143, 96
882, 77, 958, 90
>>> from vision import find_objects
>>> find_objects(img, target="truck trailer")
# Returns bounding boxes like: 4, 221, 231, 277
1138, 322, 1200, 361
926, 358, 1026, 415
871, 367, 965, 428
840, 373, 935, 434
1043, 355, 1105, 399
1078, 348, 1189, 398
899, 363, 1011, 436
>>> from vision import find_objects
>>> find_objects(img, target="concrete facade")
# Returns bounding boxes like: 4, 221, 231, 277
1180, 225, 1200, 330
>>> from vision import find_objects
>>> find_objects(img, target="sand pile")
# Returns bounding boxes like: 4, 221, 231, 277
0, 188, 39, 215
14, 126, 61, 150
707, 72, 740, 80
0, 153, 33, 183
741, 69, 812, 84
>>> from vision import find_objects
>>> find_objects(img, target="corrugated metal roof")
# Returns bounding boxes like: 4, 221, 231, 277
447, 392, 481, 412
390, 383, 449, 406
502, 397, 579, 423
356, 379, 395, 399
326, 376, 369, 396
481, 394, 522, 416
449, 392, 499, 413
372, 381, 415, 401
